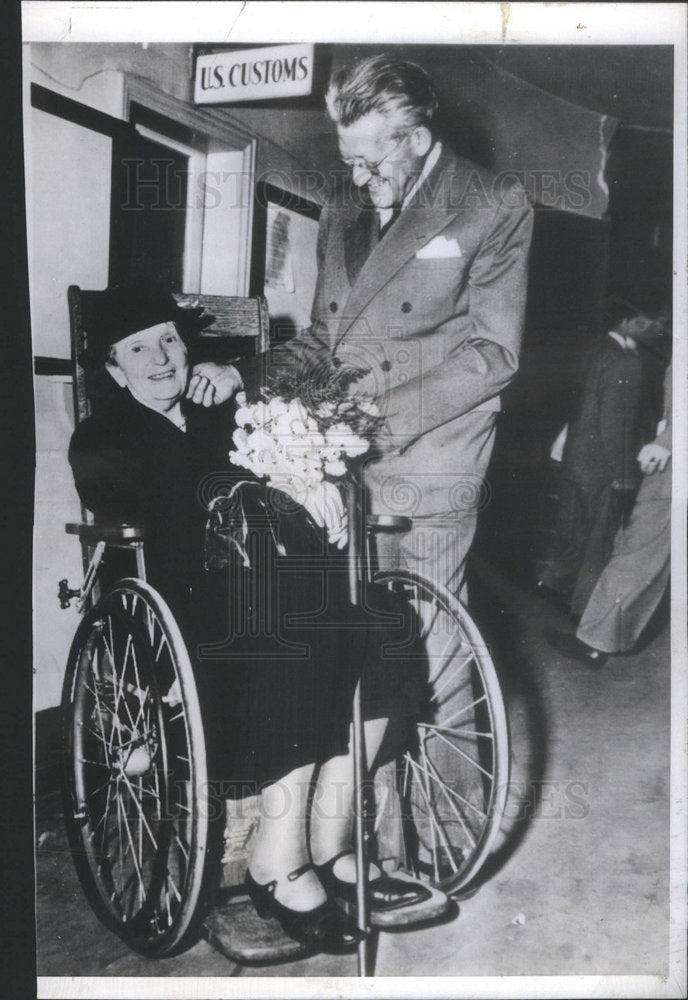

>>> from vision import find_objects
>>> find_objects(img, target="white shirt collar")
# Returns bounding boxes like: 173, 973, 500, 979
403, 140, 442, 209
608, 329, 633, 350
378, 141, 442, 226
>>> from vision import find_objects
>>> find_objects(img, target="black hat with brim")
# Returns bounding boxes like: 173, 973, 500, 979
78, 282, 210, 369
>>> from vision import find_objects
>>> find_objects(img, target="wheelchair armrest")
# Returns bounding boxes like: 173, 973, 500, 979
366, 514, 413, 533
65, 522, 148, 544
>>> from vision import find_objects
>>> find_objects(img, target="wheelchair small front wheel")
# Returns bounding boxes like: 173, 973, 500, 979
61, 579, 209, 956
374, 569, 510, 896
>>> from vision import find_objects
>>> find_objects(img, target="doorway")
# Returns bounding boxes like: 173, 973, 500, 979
113, 83, 257, 296
110, 128, 189, 290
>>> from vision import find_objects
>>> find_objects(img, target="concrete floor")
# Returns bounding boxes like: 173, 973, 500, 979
35, 560, 674, 985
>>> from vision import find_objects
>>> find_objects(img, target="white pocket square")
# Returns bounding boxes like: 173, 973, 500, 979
416, 235, 462, 259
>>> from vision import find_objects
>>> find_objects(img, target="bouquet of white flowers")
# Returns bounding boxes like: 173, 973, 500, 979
228, 367, 381, 548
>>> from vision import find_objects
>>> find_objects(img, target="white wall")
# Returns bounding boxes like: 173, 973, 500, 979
28, 108, 113, 357
29, 42, 192, 111
28, 51, 118, 712
29, 109, 112, 708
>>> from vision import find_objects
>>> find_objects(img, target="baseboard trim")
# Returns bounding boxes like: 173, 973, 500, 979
35, 705, 62, 801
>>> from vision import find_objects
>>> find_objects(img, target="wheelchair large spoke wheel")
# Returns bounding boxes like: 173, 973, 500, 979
374, 570, 509, 896
61, 579, 209, 955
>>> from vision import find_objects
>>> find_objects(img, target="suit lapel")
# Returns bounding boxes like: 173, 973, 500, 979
335, 148, 468, 341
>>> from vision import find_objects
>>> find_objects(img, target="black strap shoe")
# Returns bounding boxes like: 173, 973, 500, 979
244, 864, 365, 953
544, 627, 607, 668
316, 850, 432, 912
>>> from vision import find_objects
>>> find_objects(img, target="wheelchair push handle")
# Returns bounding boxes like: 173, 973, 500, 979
345, 474, 413, 608
366, 513, 412, 532
65, 522, 147, 544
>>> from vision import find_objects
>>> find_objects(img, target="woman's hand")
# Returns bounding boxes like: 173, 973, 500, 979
637, 442, 671, 475
302, 481, 348, 548
187, 362, 243, 406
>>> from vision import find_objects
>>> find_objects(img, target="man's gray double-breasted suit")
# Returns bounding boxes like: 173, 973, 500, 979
242, 146, 534, 590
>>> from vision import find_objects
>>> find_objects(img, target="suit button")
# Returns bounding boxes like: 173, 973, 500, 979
401, 301, 412, 313
329, 301, 338, 313
380, 360, 392, 372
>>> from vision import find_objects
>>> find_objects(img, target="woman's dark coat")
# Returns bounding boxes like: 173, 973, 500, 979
69, 388, 422, 792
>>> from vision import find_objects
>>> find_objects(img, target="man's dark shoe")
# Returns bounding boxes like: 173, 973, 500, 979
544, 627, 607, 668
534, 580, 574, 616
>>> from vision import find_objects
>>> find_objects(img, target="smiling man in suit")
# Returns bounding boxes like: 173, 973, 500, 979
211, 52, 534, 595
314, 53, 534, 594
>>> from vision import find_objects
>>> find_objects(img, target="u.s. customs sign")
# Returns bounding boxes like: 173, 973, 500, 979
194, 44, 314, 104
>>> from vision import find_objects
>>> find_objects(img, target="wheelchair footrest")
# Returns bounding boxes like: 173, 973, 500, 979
203, 876, 453, 964
203, 887, 310, 965
370, 873, 453, 929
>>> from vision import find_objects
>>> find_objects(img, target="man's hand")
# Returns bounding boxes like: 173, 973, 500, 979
374, 419, 401, 458
637, 442, 671, 475
187, 362, 243, 407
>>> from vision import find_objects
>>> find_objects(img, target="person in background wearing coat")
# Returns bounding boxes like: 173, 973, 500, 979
536, 310, 668, 616
545, 360, 673, 667
198, 52, 533, 896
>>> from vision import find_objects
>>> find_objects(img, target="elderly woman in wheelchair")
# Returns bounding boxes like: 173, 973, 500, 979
67, 283, 431, 956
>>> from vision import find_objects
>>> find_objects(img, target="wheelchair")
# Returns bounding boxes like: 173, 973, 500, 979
57, 288, 511, 974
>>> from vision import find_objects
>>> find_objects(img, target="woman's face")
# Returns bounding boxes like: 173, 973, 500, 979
106, 322, 189, 412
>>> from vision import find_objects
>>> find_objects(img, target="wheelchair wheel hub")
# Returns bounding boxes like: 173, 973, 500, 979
121, 743, 154, 777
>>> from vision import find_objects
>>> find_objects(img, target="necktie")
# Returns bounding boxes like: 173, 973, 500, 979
379, 204, 402, 239
345, 204, 380, 286
345, 203, 402, 286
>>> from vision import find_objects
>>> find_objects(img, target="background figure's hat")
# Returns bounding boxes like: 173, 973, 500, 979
601, 295, 671, 349
79, 282, 209, 369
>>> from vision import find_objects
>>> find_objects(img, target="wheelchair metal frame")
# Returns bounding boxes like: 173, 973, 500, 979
58, 285, 510, 975
59, 485, 510, 975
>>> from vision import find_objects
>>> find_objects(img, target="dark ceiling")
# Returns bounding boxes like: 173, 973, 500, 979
479, 45, 674, 129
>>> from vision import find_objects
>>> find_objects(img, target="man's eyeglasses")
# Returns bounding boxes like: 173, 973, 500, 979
336, 133, 409, 177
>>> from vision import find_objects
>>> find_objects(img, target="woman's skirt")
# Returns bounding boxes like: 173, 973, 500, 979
187, 483, 425, 795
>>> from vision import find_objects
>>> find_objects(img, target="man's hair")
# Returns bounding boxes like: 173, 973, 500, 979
325, 53, 438, 132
